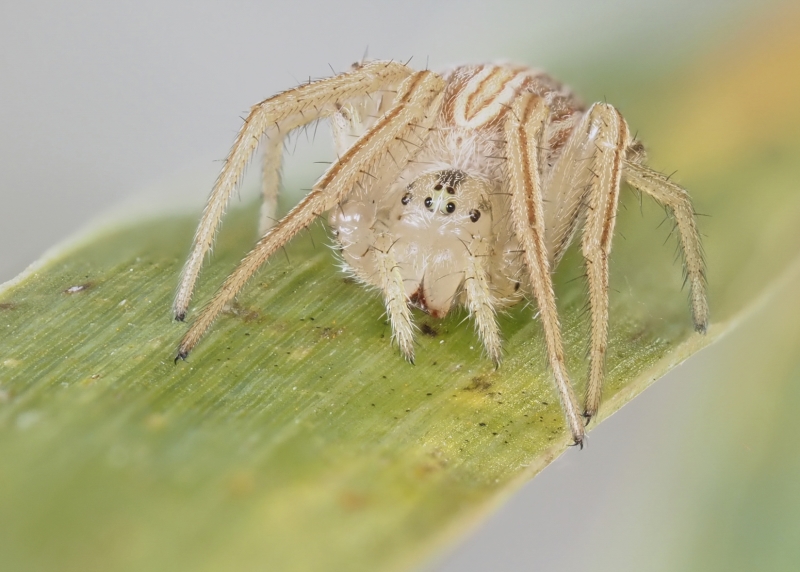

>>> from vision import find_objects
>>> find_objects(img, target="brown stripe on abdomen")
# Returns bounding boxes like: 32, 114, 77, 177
445, 64, 529, 129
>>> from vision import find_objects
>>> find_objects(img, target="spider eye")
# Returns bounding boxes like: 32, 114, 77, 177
446, 186, 455, 195
433, 184, 443, 191
424, 197, 433, 209
445, 202, 456, 214
401, 193, 411, 205
469, 209, 481, 222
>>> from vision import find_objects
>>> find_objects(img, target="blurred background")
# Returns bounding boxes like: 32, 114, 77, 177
0, 0, 770, 283
1, 1, 797, 570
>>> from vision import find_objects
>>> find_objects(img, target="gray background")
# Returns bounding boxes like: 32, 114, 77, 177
0, 1, 769, 570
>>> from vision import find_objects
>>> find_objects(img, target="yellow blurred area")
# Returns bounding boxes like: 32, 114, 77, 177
658, 3, 800, 178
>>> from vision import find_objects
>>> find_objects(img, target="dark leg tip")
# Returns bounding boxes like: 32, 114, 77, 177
174, 351, 188, 364
174, 312, 186, 322
570, 437, 585, 450
582, 411, 595, 427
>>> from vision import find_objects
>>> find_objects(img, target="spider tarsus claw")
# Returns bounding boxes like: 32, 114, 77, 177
582, 411, 595, 427
695, 321, 708, 335
174, 350, 188, 364
571, 436, 585, 450
174, 312, 186, 322
401, 346, 415, 365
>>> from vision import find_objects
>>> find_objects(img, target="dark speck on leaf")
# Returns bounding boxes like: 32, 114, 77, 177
463, 376, 492, 392
420, 323, 438, 337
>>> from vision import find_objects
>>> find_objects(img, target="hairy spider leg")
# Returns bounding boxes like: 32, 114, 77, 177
623, 160, 709, 333
576, 103, 630, 421
258, 135, 283, 236
173, 60, 414, 320
176, 70, 445, 359
505, 92, 585, 446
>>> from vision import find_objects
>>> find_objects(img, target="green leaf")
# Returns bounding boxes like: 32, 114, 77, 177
2, 10, 800, 570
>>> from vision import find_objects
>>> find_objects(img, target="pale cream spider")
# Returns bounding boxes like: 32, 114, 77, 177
173, 60, 708, 446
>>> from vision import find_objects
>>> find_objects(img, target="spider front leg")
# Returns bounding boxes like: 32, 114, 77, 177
173, 60, 415, 321
572, 103, 631, 422
176, 70, 445, 359
545, 104, 710, 424
505, 93, 585, 446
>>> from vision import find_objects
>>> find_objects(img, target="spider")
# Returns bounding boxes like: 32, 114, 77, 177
173, 60, 708, 446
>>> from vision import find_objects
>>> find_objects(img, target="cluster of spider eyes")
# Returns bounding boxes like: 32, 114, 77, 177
401, 182, 481, 222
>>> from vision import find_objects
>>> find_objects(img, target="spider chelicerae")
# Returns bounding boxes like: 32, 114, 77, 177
173, 60, 709, 446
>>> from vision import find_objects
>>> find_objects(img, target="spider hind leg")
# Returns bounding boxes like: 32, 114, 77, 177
623, 160, 709, 334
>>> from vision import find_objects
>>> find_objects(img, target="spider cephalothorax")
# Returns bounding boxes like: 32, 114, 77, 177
330, 168, 520, 321
174, 60, 708, 446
